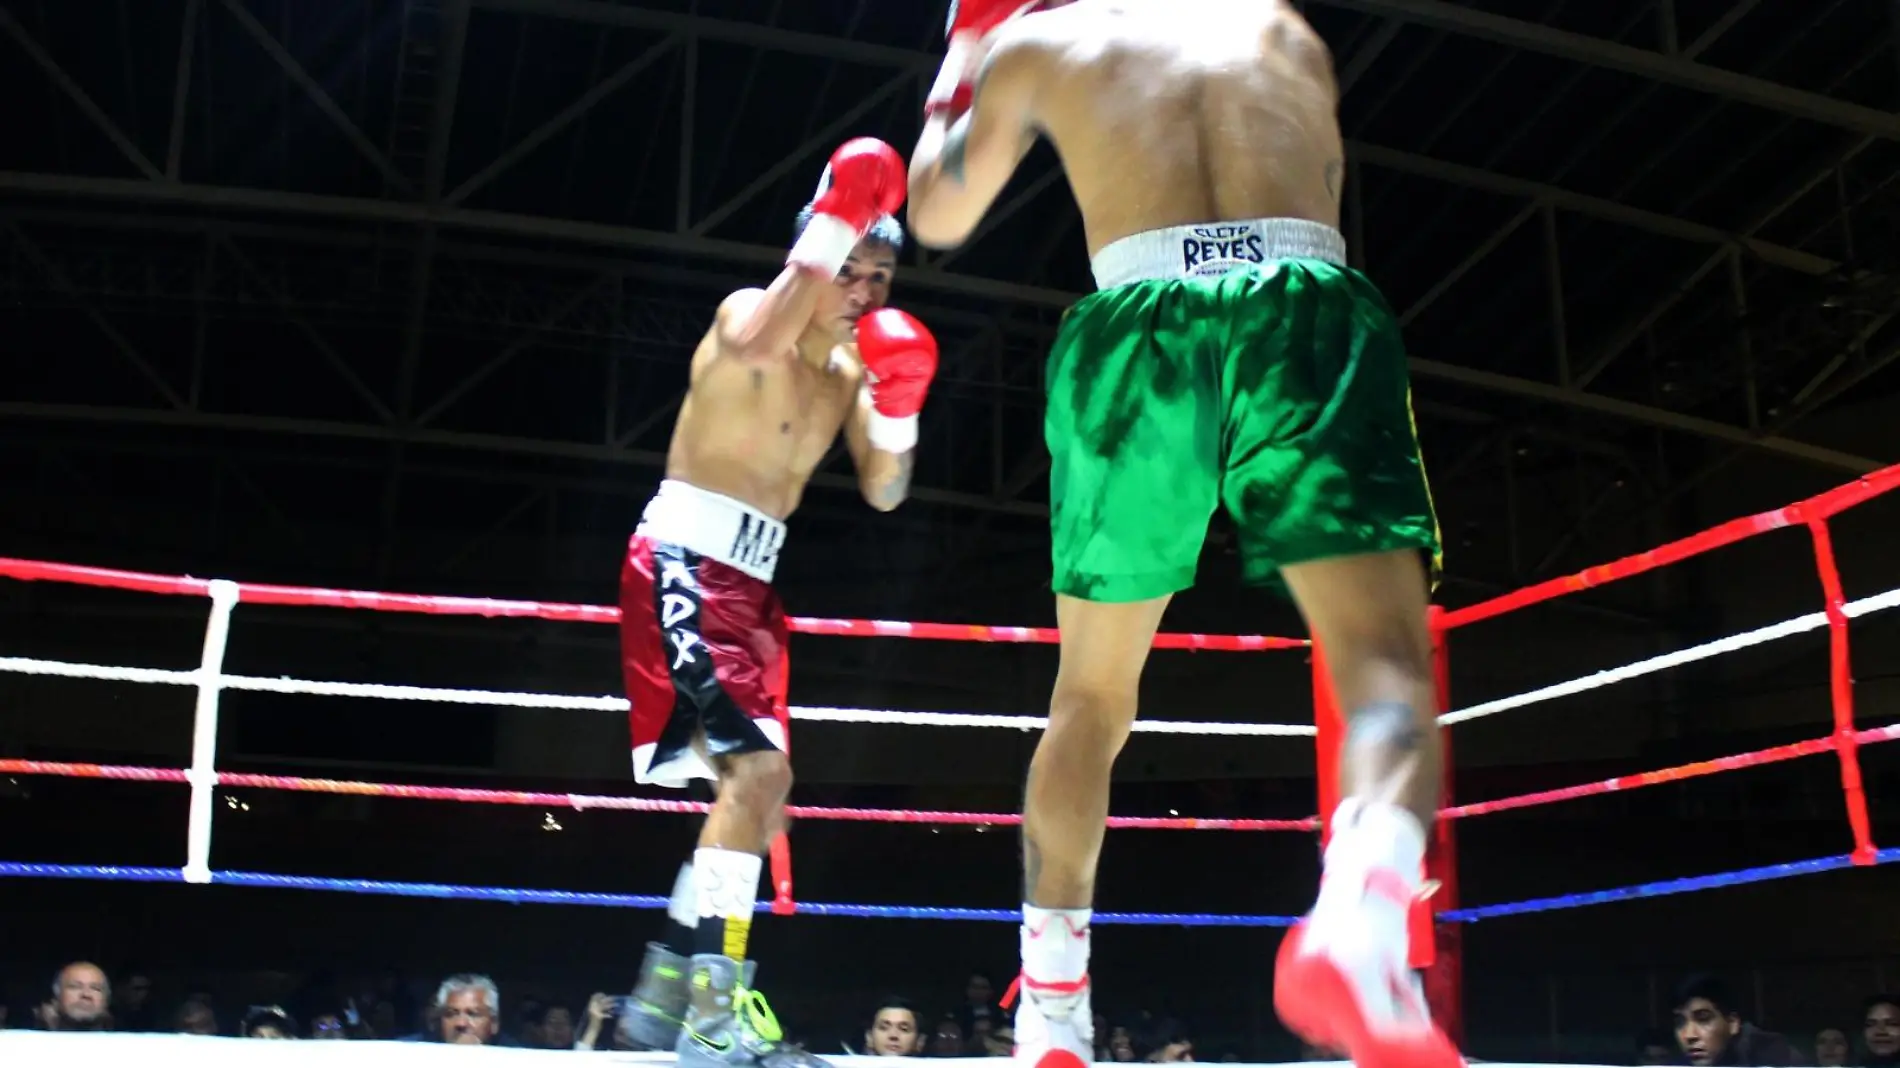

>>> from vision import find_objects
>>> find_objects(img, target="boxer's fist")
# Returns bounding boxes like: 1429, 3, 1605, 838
928, 0, 1042, 117
788, 138, 907, 276
857, 308, 939, 453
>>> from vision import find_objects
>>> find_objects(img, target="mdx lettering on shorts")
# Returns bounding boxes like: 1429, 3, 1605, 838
728, 513, 784, 574
1180, 223, 1267, 275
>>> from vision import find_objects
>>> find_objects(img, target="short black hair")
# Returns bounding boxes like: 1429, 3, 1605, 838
794, 202, 906, 256
1672, 973, 1740, 1017
870, 995, 919, 1028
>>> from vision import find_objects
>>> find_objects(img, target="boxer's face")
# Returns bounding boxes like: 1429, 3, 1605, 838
817, 239, 897, 340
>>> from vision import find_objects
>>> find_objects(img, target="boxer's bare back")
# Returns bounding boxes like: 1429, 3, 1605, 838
665, 247, 896, 519
909, 0, 1343, 256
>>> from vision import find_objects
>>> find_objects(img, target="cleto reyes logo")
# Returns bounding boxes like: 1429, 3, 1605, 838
1180, 225, 1266, 272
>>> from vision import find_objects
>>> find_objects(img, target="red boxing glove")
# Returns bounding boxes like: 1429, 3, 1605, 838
927, 0, 1044, 118
788, 138, 907, 276
856, 308, 940, 454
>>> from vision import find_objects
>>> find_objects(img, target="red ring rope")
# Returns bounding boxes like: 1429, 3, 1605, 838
0, 558, 1303, 652
0, 761, 1317, 832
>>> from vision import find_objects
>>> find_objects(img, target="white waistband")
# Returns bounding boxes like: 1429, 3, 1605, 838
637, 480, 785, 583
1089, 218, 1348, 290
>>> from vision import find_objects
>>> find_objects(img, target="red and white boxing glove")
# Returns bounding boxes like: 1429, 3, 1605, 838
856, 308, 940, 454
926, 0, 1044, 119
788, 138, 907, 277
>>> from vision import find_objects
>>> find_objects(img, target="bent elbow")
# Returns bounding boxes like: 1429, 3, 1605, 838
906, 197, 969, 251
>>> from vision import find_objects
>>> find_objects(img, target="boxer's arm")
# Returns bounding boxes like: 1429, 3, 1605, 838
711, 273, 827, 364
907, 36, 1040, 250
840, 363, 914, 512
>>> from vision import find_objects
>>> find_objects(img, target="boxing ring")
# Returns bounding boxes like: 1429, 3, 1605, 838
2, 464, 1898, 1064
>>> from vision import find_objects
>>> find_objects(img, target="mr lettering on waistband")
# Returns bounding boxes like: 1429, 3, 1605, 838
729, 512, 784, 575
1181, 224, 1267, 274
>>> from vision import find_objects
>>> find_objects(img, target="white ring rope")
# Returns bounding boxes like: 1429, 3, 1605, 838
2, 586, 1894, 737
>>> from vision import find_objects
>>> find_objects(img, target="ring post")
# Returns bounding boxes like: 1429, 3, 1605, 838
1805, 518, 1878, 865
1312, 644, 1341, 847
183, 579, 240, 885
1425, 605, 1464, 1046
770, 646, 797, 914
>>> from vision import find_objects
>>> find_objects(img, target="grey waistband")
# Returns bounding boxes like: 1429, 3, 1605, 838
1089, 218, 1348, 290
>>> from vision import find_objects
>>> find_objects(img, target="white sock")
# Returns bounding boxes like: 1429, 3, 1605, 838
1316, 798, 1426, 913
666, 861, 698, 928
694, 848, 763, 926
1020, 905, 1092, 986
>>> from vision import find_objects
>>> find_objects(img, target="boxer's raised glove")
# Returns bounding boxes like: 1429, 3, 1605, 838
927, 0, 1044, 119
856, 308, 940, 453
788, 137, 907, 277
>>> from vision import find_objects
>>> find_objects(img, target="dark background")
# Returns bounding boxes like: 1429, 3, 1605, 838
4, 0, 1900, 1061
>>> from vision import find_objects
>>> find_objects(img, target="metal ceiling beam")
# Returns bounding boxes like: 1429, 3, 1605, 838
0, 6, 162, 179
483, 0, 1900, 143
0, 401, 1050, 518
212, 0, 414, 196
0, 170, 1877, 472
1345, 141, 1834, 276
475, 0, 933, 71
1310, 0, 1900, 141
1409, 358, 1882, 473
0, 170, 1076, 305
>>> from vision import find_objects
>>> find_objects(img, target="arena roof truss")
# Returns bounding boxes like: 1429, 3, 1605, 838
1, 0, 1896, 593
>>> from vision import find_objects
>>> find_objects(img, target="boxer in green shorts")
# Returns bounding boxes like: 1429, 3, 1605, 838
1045, 241, 1439, 602
906, 4, 1463, 1067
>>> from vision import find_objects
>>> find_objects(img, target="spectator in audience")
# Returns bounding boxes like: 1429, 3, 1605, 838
1636, 1027, 1677, 1065
1814, 1027, 1851, 1067
1109, 1025, 1138, 1062
928, 1014, 965, 1057
1669, 973, 1803, 1067
864, 996, 925, 1056
241, 1006, 297, 1039
1866, 995, 1900, 1067
411, 973, 515, 1046
175, 998, 219, 1036
574, 993, 618, 1051
112, 967, 159, 1032
45, 961, 112, 1032
306, 1004, 352, 1040
960, 972, 999, 1034
539, 1003, 578, 1050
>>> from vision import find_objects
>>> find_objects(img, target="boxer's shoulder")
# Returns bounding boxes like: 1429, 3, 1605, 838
714, 287, 770, 329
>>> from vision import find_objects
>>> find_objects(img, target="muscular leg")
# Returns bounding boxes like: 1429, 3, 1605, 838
1280, 548, 1438, 825
1022, 594, 1171, 907
1272, 548, 1460, 1068
1014, 594, 1171, 1068
692, 748, 792, 963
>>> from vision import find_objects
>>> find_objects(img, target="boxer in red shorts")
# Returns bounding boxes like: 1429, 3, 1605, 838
613, 136, 942, 1068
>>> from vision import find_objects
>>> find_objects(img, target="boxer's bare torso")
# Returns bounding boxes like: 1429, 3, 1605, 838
666, 290, 863, 520
920, 0, 1344, 258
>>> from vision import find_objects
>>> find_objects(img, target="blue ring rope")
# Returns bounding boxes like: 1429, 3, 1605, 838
0, 863, 1294, 927
1440, 847, 1900, 921
4, 850, 1893, 925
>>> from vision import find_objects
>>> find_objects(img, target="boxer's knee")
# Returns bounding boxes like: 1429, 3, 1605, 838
1043, 685, 1136, 770
717, 748, 793, 815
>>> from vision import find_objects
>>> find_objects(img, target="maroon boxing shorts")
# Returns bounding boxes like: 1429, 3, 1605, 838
620, 479, 791, 788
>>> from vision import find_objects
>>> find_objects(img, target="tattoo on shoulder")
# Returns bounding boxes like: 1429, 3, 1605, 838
1325, 159, 1345, 201
870, 449, 915, 509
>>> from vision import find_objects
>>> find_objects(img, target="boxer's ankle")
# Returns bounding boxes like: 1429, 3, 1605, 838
1020, 905, 1092, 992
